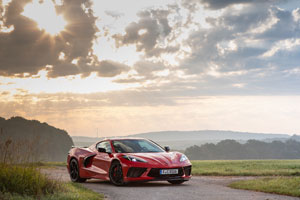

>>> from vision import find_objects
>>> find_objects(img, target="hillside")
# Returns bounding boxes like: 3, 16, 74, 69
0, 116, 73, 162
185, 139, 300, 160
128, 130, 291, 150
72, 130, 293, 150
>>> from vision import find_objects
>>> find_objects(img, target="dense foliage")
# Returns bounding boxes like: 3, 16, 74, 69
185, 139, 300, 160
0, 116, 73, 162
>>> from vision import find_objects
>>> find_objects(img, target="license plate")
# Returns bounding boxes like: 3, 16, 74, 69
160, 169, 178, 175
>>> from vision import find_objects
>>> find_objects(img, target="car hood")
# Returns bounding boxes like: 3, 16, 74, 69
123, 152, 187, 167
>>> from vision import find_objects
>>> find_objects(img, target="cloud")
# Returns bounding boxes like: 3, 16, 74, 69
257, 7, 300, 40
104, 10, 124, 19
96, 60, 130, 77
113, 9, 175, 57
184, 0, 279, 10
0, 0, 127, 78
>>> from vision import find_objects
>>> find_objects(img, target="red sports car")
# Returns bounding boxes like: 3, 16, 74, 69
67, 138, 192, 185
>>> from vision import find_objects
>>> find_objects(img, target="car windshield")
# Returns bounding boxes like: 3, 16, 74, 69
112, 139, 164, 153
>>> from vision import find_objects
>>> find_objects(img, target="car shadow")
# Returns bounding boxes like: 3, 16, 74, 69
84, 179, 189, 187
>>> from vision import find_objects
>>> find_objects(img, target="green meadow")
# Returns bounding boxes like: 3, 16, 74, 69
191, 160, 300, 176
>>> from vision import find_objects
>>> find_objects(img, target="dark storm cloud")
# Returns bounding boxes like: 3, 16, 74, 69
113, 9, 175, 57
0, 0, 127, 78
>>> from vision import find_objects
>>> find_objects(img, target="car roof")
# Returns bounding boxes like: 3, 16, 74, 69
103, 137, 147, 141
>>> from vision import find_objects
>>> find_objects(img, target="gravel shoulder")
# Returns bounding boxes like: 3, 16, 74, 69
42, 166, 299, 200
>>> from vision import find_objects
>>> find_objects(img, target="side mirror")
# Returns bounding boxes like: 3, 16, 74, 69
98, 147, 106, 153
164, 146, 170, 152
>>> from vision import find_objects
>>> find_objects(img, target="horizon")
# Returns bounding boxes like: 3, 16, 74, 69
1, 0, 300, 137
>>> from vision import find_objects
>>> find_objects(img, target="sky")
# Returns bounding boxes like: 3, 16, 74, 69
0, 0, 300, 137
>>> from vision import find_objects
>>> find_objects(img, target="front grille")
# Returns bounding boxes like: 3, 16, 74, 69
127, 167, 147, 178
148, 168, 184, 178
184, 165, 192, 176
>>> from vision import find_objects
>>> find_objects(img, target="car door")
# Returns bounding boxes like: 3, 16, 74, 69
92, 141, 113, 178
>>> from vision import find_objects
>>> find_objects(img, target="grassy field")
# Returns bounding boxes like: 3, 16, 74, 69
191, 160, 300, 198
229, 177, 300, 197
0, 163, 103, 200
191, 160, 300, 176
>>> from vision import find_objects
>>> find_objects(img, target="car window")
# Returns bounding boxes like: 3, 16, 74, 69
112, 139, 164, 153
96, 141, 112, 153
138, 140, 162, 152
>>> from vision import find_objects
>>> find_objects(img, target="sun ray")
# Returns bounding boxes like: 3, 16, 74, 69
22, 0, 67, 35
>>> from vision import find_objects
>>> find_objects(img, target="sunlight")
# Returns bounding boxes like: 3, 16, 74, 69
22, 0, 66, 35
0, 70, 140, 95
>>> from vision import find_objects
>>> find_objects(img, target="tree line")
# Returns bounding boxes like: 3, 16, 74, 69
185, 139, 300, 160
0, 116, 73, 162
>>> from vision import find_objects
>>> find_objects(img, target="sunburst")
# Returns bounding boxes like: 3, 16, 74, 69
22, 0, 67, 35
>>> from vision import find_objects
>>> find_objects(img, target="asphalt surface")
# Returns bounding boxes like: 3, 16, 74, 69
43, 167, 299, 200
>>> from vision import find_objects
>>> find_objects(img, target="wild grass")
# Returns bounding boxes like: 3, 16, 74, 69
31, 162, 67, 168
0, 182, 104, 200
229, 177, 300, 197
0, 163, 59, 197
191, 160, 300, 176
0, 137, 103, 200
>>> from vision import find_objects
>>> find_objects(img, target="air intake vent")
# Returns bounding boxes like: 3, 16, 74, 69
184, 166, 192, 176
127, 167, 147, 178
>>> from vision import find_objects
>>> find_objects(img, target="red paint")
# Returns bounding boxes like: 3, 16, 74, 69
67, 138, 192, 184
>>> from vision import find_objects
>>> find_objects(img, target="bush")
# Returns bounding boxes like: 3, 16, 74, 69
0, 164, 61, 197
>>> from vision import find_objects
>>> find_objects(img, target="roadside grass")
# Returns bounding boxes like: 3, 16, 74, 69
191, 160, 300, 176
0, 163, 59, 197
229, 177, 300, 197
31, 162, 67, 168
0, 163, 103, 200
0, 182, 104, 200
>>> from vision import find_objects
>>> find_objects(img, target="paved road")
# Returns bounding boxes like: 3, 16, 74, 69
43, 167, 299, 200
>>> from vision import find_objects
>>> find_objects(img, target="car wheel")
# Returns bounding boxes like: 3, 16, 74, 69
109, 161, 125, 186
69, 159, 86, 182
168, 180, 185, 184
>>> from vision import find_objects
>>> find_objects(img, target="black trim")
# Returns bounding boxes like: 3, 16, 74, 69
127, 167, 147, 178
183, 165, 192, 176
83, 154, 96, 168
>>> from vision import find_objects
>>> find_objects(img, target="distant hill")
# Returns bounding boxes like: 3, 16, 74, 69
185, 139, 300, 160
72, 130, 293, 150
128, 130, 291, 150
0, 116, 74, 162
72, 136, 104, 147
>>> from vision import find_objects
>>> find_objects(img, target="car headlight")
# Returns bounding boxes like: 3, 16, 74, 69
180, 154, 188, 162
122, 155, 147, 163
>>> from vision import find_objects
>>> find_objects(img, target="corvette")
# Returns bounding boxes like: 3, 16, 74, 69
67, 138, 192, 186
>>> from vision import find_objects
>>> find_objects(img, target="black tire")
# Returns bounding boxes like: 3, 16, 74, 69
168, 180, 185, 184
69, 159, 87, 182
109, 161, 125, 186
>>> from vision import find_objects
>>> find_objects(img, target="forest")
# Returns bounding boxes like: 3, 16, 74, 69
0, 116, 73, 162
185, 139, 300, 160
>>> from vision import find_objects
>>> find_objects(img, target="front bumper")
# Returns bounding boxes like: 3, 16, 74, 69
123, 165, 192, 183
